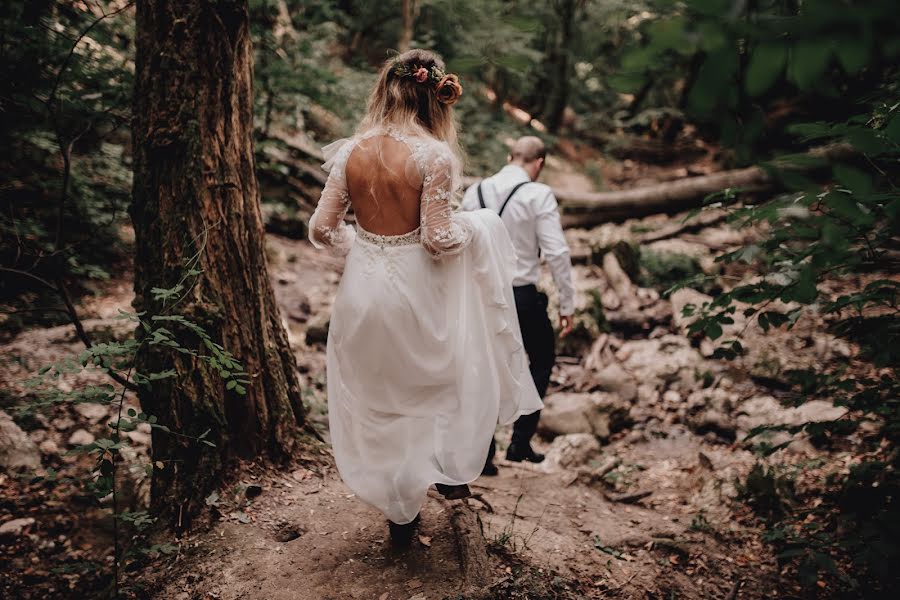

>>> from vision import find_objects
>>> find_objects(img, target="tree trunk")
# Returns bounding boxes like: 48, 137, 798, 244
398, 0, 417, 52
541, 0, 578, 131
131, 0, 305, 528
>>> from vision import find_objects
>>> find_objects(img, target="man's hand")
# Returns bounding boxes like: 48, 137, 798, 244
558, 315, 574, 338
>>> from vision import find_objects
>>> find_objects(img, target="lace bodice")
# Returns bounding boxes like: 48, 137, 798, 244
308, 127, 473, 258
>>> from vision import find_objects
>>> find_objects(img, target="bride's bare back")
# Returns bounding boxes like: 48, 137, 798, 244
308, 127, 471, 257
345, 135, 421, 236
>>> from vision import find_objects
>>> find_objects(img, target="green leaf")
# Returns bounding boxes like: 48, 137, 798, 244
792, 267, 818, 304
833, 164, 873, 197
885, 114, 900, 144
745, 43, 787, 97
834, 38, 869, 75
788, 40, 832, 90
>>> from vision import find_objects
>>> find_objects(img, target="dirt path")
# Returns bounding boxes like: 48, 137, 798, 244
149, 430, 775, 600
4, 227, 841, 599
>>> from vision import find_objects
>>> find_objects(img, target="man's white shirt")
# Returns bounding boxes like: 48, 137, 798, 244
461, 164, 575, 316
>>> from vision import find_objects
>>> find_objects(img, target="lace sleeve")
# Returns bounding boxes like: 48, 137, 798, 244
419, 143, 472, 258
308, 139, 356, 254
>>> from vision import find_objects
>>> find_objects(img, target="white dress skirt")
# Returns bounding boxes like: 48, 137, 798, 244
326, 209, 543, 524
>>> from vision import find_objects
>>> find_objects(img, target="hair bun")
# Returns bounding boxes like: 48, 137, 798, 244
392, 59, 463, 104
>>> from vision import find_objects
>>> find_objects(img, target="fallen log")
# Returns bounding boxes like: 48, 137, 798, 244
463, 143, 854, 228
558, 166, 767, 225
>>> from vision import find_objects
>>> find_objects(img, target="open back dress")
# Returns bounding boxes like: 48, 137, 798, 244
308, 125, 542, 524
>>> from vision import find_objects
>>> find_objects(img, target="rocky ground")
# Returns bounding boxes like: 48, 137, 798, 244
1, 197, 862, 599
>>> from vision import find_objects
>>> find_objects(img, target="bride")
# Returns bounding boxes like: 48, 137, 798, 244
308, 49, 542, 546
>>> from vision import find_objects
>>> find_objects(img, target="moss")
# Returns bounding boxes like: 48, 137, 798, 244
638, 248, 706, 293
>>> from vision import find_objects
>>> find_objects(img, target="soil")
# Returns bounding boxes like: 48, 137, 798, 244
1, 157, 859, 599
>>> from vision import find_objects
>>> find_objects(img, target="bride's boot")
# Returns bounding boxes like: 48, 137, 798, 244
388, 514, 420, 548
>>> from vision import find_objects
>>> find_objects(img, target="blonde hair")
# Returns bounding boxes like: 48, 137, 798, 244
358, 49, 462, 166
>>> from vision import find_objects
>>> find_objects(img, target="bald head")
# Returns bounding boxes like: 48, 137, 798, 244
510, 136, 546, 163
508, 136, 546, 181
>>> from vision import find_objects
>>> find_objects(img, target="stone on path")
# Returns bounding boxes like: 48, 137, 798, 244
68, 429, 95, 447
0, 517, 36, 538
539, 433, 602, 471
0, 410, 41, 471
539, 392, 630, 440
591, 363, 638, 403
74, 402, 109, 422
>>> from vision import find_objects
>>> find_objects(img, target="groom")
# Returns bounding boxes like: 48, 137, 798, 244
462, 136, 575, 473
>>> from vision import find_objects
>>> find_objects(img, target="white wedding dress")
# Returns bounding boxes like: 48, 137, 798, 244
308, 126, 542, 524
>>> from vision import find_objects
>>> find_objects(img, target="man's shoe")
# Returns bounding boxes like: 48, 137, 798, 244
435, 483, 471, 500
505, 443, 545, 464
481, 462, 498, 476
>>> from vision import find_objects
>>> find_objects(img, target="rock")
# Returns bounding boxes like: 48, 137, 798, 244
662, 390, 682, 405
39, 440, 59, 455
637, 384, 659, 406
51, 416, 75, 431
539, 433, 601, 471
617, 335, 708, 390
539, 392, 630, 441
736, 396, 847, 453
0, 411, 41, 471
28, 429, 48, 444
669, 288, 713, 336
688, 408, 736, 441
276, 271, 298, 285
286, 294, 312, 324
305, 319, 330, 346
0, 517, 35, 537
74, 403, 109, 422
684, 388, 740, 441
67, 429, 95, 447
591, 363, 638, 403
126, 430, 152, 446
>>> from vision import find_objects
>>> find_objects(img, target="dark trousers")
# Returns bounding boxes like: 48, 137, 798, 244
487, 284, 555, 463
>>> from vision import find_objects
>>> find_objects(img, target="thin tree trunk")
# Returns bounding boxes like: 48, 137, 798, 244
398, 0, 417, 52
541, 0, 577, 131
131, 0, 305, 528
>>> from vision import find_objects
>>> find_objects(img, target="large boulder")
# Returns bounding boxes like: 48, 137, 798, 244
538, 433, 602, 472
683, 388, 741, 441
616, 335, 708, 391
736, 396, 847, 453
538, 392, 630, 441
590, 363, 638, 403
0, 411, 41, 471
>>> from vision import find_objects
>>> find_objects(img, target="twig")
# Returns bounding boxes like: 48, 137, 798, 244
46, 1, 135, 110
56, 278, 137, 391
604, 490, 653, 504
468, 493, 494, 514
727, 578, 743, 600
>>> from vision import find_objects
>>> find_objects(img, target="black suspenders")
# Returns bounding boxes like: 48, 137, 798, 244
477, 181, 531, 217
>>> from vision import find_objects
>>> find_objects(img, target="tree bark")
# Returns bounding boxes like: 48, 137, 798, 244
131, 0, 305, 528
398, 0, 417, 52
540, 0, 579, 131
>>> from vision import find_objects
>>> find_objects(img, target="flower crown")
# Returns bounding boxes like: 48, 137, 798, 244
392, 60, 463, 106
